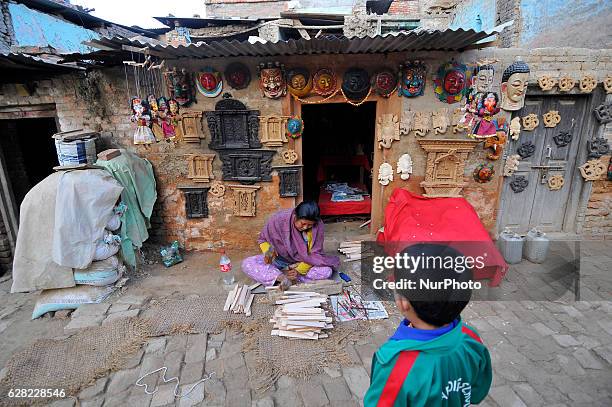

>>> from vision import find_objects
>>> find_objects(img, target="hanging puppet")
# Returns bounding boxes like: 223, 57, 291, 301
165, 67, 195, 107
398, 61, 426, 98
258, 62, 287, 99
471, 92, 501, 138
130, 97, 156, 147
196, 68, 223, 98
433, 61, 471, 103
147, 94, 164, 141
371, 69, 397, 98
224, 62, 251, 90
500, 59, 530, 111
168, 98, 183, 142
287, 68, 312, 98
157, 96, 175, 142
460, 64, 495, 130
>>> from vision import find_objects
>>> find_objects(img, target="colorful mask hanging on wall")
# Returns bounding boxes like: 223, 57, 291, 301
224, 62, 251, 90
433, 61, 470, 103
287, 68, 312, 98
500, 59, 530, 111
165, 67, 195, 107
472, 64, 495, 94
398, 61, 426, 98
258, 62, 287, 99
286, 117, 304, 139
342, 68, 371, 102
473, 164, 495, 183
196, 68, 223, 98
371, 69, 397, 98
312, 68, 338, 97
130, 97, 156, 146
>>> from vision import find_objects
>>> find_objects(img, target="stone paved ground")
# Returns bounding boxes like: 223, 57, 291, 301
0, 240, 610, 406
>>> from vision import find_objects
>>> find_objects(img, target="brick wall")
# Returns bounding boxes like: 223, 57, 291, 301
388, 0, 419, 15
205, 0, 293, 18
496, 0, 521, 48
0, 216, 12, 276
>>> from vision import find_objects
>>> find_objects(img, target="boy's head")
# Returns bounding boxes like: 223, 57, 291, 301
394, 243, 473, 327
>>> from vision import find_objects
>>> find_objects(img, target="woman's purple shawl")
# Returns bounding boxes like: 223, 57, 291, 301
258, 209, 340, 270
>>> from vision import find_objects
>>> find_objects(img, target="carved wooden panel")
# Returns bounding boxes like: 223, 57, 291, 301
274, 165, 301, 197
187, 154, 215, 183
219, 149, 275, 184
205, 96, 261, 150
179, 187, 210, 219
181, 111, 204, 143
229, 184, 260, 217
259, 116, 289, 147
417, 139, 479, 197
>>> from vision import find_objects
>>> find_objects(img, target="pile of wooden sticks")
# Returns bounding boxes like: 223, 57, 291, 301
223, 283, 259, 316
269, 291, 333, 340
338, 240, 373, 262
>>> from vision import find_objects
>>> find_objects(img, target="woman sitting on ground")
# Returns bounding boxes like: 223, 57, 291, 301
241, 201, 339, 289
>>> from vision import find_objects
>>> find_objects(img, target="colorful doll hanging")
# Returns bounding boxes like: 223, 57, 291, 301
341, 68, 371, 104
287, 68, 312, 98
312, 68, 338, 97
197, 68, 223, 98
433, 61, 471, 103
371, 69, 397, 98
130, 97, 156, 147
224, 62, 250, 90
164, 67, 195, 107
286, 117, 304, 139
157, 96, 175, 142
168, 98, 183, 142
471, 92, 501, 138
258, 62, 287, 99
147, 94, 164, 142
398, 61, 426, 98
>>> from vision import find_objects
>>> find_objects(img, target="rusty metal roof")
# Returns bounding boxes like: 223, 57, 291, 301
87, 22, 511, 60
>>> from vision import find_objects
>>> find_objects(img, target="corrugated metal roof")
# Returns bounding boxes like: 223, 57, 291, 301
88, 22, 511, 60
0, 51, 84, 71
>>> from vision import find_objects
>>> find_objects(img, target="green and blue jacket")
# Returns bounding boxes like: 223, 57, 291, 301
364, 318, 492, 407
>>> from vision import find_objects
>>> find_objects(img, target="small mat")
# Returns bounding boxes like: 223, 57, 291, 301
0, 317, 150, 406
242, 316, 369, 392
141, 296, 273, 337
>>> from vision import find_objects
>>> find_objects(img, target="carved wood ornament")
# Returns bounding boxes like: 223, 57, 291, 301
259, 116, 289, 147
510, 176, 529, 193
187, 154, 215, 183
593, 102, 612, 124
229, 184, 260, 216
537, 76, 557, 91
547, 175, 564, 191
553, 131, 572, 147
274, 165, 301, 197
413, 112, 431, 137
509, 117, 521, 140
209, 181, 226, 198
432, 109, 449, 134
452, 108, 468, 133
377, 114, 400, 149
503, 154, 520, 177
579, 74, 597, 93
181, 111, 204, 143
604, 74, 612, 94
205, 95, 261, 150
399, 110, 415, 135
417, 139, 479, 197
587, 136, 611, 159
179, 186, 210, 219
281, 149, 299, 164
542, 110, 561, 128
558, 75, 575, 92
219, 150, 275, 184
522, 114, 539, 131
579, 159, 606, 181
378, 162, 394, 186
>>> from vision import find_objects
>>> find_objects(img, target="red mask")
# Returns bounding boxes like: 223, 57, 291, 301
200, 73, 218, 91
443, 70, 465, 95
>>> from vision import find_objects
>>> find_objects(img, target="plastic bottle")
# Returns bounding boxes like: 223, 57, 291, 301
220, 249, 234, 285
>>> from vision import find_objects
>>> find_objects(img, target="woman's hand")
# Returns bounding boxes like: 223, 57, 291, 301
284, 267, 298, 282
263, 246, 276, 264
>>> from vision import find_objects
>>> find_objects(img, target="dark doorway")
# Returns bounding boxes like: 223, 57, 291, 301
0, 118, 58, 208
302, 102, 376, 218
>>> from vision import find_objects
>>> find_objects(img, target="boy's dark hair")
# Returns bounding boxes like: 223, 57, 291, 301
295, 201, 320, 222
394, 243, 473, 327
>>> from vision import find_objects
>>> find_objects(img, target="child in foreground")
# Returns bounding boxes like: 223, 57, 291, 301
364, 243, 492, 406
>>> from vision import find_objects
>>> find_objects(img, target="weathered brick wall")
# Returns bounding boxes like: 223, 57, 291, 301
0, 217, 12, 276
205, 0, 293, 18
495, 0, 521, 47
388, 0, 419, 15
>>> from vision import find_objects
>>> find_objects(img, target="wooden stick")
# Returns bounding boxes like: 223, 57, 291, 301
245, 293, 255, 316
224, 284, 239, 311
230, 285, 243, 311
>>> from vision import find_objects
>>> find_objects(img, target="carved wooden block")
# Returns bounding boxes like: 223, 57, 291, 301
178, 186, 210, 219
432, 108, 449, 134
181, 111, 204, 143
377, 114, 400, 149
604, 74, 612, 94
547, 175, 564, 191
537, 75, 557, 91
579, 159, 606, 181
205, 96, 261, 150
509, 117, 521, 140
274, 165, 302, 197
452, 108, 468, 133
558, 75, 575, 92
187, 154, 215, 183
542, 110, 561, 128
259, 116, 289, 147
417, 139, 479, 197
503, 154, 520, 177
219, 149, 275, 184
281, 149, 299, 164
579, 74, 597, 93
413, 112, 431, 137
209, 181, 226, 197
229, 184, 260, 216
522, 114, 539, 131
399, 110, 415, 135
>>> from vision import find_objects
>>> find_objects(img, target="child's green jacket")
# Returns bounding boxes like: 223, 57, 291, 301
364, 319, 492, 407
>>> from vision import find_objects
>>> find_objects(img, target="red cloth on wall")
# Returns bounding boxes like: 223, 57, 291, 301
377, 188, 507, 286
